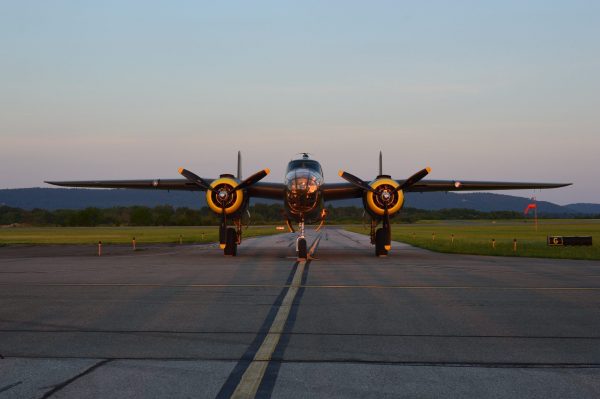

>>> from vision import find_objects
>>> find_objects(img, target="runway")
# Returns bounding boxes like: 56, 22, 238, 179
1, 228, 599, 398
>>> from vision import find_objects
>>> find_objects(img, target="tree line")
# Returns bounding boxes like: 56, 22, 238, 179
0, 204, 557, 227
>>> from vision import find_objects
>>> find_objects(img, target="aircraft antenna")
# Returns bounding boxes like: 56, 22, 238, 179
379, 151, 383, 176
295, 152, 312, 160
237, 151, 242, 179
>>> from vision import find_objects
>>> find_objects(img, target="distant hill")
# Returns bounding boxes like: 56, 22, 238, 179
0, 188, 206, 210
404, 192, 571, 214
564, 203, 600, 215
0, 187, 595, 215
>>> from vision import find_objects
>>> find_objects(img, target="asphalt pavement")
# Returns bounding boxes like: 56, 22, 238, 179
1, 228, 599, 398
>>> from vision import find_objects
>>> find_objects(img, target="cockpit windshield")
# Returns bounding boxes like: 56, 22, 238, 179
286, 160, 322, 174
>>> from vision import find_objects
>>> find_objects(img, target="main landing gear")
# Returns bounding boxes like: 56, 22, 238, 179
296, 220, 307, 260
371, 219, 391, 257
224, 227, 237, 256
375, 227, 387, 256
223, 220, 242, 256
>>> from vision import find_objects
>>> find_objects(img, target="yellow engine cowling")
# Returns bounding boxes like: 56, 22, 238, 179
364, 177, 404, 217
206, 177, 245, 215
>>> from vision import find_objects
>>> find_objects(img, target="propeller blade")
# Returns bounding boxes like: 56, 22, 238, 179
396, 167, 431, 192
235, 168, 270, 191
338, 170, 375, 193
178, 168, 212, 191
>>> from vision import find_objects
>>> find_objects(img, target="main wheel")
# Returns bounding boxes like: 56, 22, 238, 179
297, 237, 307, 260
224, 227, 237, 256
375, 228, 388, 257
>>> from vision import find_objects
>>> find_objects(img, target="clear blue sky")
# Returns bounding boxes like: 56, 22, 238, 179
1, 1, 598, 204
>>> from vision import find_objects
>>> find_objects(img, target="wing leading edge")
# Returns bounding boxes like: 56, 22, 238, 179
45, 180, 286, 200
322, 180, 571, 201
45, 179, 199, 191
405, 180, 572, 192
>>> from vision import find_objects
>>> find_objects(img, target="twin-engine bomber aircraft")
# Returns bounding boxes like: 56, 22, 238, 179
47, 152, 571, 258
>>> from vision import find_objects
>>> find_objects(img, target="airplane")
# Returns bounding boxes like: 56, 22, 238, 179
46, 152, 571, 258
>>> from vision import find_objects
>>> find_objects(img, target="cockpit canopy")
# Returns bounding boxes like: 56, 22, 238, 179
286, 159, 323, 175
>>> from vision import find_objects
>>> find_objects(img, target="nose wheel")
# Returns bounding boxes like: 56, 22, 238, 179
297, 237, 307, 260
296, 219, 307, 260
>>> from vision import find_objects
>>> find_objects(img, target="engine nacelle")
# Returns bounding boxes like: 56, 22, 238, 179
363, 176, 404, 217
206, 176, 246, 215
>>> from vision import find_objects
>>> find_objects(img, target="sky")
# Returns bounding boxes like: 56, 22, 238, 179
1, 1, 599, 205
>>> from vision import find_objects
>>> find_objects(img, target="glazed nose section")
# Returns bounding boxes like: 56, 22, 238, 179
285, 169, 323, 214
286, 171, 319, 194
288, 175, 308, 193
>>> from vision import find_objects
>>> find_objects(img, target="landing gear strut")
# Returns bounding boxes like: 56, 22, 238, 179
224, 227, 237, 256
296, 219, 307, 260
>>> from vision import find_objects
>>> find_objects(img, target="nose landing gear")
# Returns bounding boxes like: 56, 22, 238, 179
296, 219, 307, 260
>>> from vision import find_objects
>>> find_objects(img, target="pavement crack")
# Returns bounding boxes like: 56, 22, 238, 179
39, 359, 112, 398
0, 381, 23, 394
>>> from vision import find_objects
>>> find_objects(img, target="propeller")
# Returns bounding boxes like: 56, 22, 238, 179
338, 165, 431, 251
339, 154, 432, 253
179, 167, 270, 249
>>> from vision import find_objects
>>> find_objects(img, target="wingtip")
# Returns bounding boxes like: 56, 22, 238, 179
426, 167, 432, 173
338, 170, 344, 177
264, 168, 271, 175
178, 167, 184, 175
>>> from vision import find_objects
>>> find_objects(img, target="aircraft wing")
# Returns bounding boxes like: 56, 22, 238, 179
246, 182, 285, 200
46, 179, 201, 191
45, 180, 285, 200
322, 180, 571, 201
404, 180, 572, 192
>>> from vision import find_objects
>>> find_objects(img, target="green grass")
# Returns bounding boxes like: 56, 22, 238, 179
346, 219, 600, 260
0, 226, 284, 245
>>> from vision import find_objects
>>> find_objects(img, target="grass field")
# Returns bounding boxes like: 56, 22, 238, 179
346, 219, 600, 260
0, 226, 284, 245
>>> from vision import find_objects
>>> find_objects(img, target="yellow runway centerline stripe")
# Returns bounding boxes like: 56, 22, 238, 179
231, 261, 305, 399
231, 234, 320, 399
